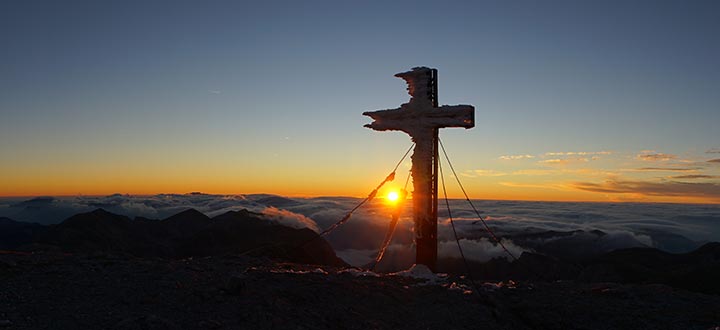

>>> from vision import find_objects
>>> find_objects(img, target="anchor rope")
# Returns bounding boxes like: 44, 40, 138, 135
438, 138, 519, 262
394, 143, 415, 173
371, 166, 412, 270
316, 143, 414, 238
403, 167, 412, 190
369, 192, 405, 271
438, 153, 482, 295
438, 139, 554, 283
293, 143, 415, 254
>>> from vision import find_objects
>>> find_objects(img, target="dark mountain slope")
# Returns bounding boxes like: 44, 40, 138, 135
579, 242, 720, 294
178, 210, 342, 265
32, 208, 344, 266
36, 209, 156, 256
0, 217, 45, 250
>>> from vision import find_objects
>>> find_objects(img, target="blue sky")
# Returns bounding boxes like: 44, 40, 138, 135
1, 0, 719, 202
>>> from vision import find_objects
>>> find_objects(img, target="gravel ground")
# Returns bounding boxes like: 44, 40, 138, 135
1, 252, 719, 330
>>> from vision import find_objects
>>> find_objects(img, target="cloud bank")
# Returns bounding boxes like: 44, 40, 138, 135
571, 179, 720, 199
2, 193, 719, 268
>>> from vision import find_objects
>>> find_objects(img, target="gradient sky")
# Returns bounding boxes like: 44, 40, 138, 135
1, 0, 719, 203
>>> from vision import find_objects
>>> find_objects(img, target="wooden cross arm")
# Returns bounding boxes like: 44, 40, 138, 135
363, 105, 475, 133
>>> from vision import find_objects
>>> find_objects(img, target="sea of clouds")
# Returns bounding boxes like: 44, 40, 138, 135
1, 194, 718, 268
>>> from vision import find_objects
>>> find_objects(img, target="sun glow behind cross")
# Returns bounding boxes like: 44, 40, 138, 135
386, 191, 400, 202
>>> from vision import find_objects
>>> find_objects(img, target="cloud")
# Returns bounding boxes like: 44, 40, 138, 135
465, 169, 507, 177
706, 148, 720, 154
670, 175, 720, 180
628, 167, 698, 172
637, 152, 677, 161
498, 182, 567, 190
438, 238, 529, 262
571, 179, 720, 199
500, 151, 612, 163
261, 206, 320, 233
545, 151, 612, 156
2, 193, 720, 267
538, 158, 589, 165
499, 154, 534, 160
511, 169, 557, 176
708, 159, 720, 163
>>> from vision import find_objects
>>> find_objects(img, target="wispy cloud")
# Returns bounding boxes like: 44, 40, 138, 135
544, 151, 612, 156
571, 179, 720, 199
511, 169, 557, 176
499, 154, 534, 160
670, 175, 720, 180
636, 152, 677, 161
706, 148, 720, 154
625, 167, 698, 172
499, 151, 613, 165
708, 159, 720, 164
461, 169, 508, 178
261, 206, 319, 233
473, 170, 507, 177
538, 158, 589, 165
499, 182, 567, 190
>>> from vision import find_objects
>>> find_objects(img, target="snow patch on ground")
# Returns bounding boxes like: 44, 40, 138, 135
337, 268, 380, 277
269, 268, 328, 275
389, 264, 448, 284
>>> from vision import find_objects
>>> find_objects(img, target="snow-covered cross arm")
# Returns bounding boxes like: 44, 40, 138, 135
363, 104, 474, 134
363, 67, 474, 135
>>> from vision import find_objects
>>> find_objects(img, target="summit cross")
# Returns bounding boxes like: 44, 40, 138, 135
363, 67, 474, 271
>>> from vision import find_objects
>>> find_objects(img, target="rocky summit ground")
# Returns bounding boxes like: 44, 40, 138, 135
1, 251, 719, 330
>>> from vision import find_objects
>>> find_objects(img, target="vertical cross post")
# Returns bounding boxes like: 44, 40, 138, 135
363, 67, 474, 271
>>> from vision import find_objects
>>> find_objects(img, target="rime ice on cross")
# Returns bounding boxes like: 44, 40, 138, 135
364, 67, 474, 271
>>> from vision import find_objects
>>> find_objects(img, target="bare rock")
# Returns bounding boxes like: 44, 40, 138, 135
223, 273, 247, 296
113, 314, 179, 330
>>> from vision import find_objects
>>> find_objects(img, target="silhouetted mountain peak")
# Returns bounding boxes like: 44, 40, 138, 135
212, 209, 264, 223
90, 208, 114, 216
162, 208, 209, 222
589, 229, 606, 236
689, 242, 720, 259
158, 208, 210, 239
253, 195, 300, 207
696, 241, 720, 251
63, 208, 130, 226
34, 209, 137, 254
9, 196, 55, 208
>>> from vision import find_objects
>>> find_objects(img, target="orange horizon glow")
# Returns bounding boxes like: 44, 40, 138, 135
1, 186, 718, 204
2, 151, 719, 204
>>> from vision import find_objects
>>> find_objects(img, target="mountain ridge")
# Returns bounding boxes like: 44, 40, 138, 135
16, 208, 344, 266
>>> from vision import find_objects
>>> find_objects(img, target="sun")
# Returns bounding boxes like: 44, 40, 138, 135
387, 191, 400, 202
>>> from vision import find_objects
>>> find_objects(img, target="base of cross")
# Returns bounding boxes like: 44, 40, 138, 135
412, 129, 439, 270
